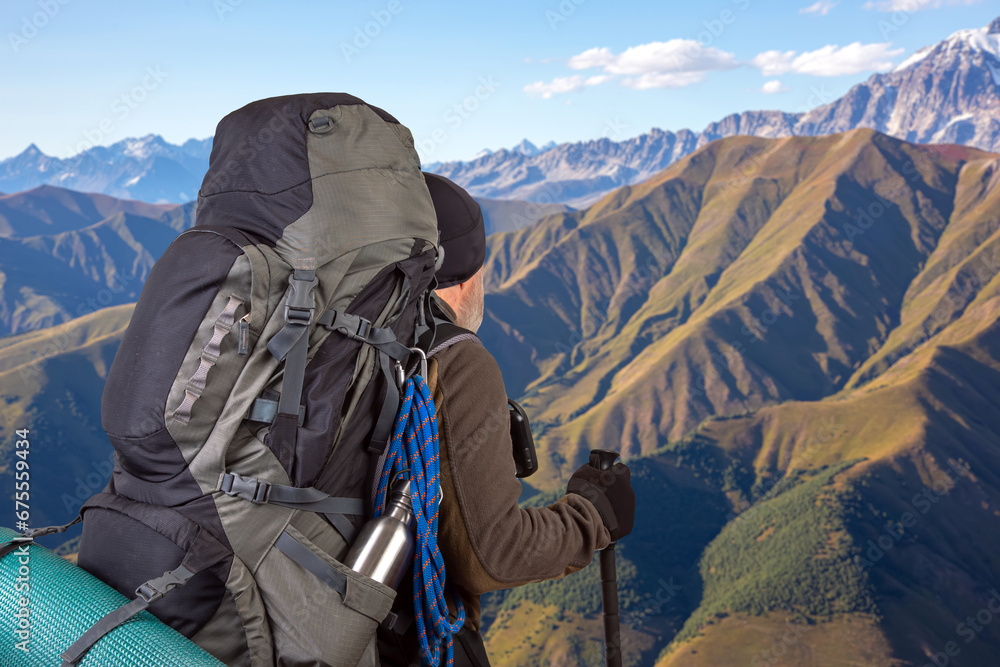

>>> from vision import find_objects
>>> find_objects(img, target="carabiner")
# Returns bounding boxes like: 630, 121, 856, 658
394, 360, 405, 390
408, 346, 429, 381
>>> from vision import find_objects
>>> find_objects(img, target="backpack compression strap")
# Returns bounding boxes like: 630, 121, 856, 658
230, 301, 415, 543
0, 516, 82, 559
318, 307, 414, 457
266, 270, 319, 466
58, 494, 230, 666
219, 472, 365, 542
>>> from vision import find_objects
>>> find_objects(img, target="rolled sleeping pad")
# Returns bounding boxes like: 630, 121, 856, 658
0, 527, 225, 667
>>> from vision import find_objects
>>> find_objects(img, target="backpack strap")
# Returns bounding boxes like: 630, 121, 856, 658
58, 493, 231, 666
220, 472, 365, 542
60, 566, 195, 667
242, 297, 419, 539
414, 292, 469, 355
318, 306, 415, 459
367, 315, 480, 512
425, 324, 481, 359
266, 269, 319, 466
0, 516, 82, 559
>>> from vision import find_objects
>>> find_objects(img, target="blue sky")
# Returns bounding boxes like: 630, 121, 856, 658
0, 0, 996, 163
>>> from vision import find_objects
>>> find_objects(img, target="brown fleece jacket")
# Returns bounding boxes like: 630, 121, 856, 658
427, 333, 611, 632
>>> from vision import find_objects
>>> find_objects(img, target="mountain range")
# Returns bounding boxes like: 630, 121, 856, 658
0, 186, 195, 336
475, 127, 1000, 665
432, 17, 1000, 208
2, 16, 998, 212
0, 135, 212, 204
0, 183, 562, 337
0, 134, 559, 206
2, 127, 998, 665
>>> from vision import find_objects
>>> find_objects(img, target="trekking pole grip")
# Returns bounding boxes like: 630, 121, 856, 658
589, 449, 619, 472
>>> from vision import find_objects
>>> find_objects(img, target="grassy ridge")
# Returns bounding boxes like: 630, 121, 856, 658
0, 305, 131, 543
479, 130, 998, 488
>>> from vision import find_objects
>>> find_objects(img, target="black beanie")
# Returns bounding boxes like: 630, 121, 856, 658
423, 172, 486, 288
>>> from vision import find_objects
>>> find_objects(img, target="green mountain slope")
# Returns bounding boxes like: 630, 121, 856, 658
0, 305, 132, 534
478, 129, 998, 488
474, 129, 1000, 666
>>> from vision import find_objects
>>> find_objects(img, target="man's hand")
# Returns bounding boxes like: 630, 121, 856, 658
566, 462, 635, 542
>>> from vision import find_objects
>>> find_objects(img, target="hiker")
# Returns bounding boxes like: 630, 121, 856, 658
53, 93, 631, 667
376, 173, 637, 667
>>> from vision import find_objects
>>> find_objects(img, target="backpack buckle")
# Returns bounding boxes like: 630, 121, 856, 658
221, 472, 271, 504
135, 566, 193, 604
284, 270, 318, 326
328, 310, 372, 342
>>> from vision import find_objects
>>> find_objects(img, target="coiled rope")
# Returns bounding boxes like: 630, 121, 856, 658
374, 375, 465, 667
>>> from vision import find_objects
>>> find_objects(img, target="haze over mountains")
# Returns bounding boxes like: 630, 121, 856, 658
2, 16, 997, 211
0, 185, 561, 339
0, 136, 211, 204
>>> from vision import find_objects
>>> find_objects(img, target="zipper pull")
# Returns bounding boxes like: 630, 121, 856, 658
238, 313, 251, 355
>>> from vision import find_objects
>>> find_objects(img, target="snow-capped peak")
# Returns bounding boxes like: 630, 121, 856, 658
511, 139, 539, 156
947, 26, 1000, 60
19, 143, 45, 157
895, 18, 1000, 73
893, 46, 933, 72
118, 134, 168, 160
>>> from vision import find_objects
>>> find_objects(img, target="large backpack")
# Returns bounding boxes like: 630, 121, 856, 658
74, 93, 452, 667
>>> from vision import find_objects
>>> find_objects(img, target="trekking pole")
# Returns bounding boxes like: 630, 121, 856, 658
589, 449, 623, 667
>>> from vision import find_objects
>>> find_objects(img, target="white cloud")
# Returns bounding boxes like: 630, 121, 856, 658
536, 39, 740, 94
523, 74, 609, 99
568, 47, 615, 70
752, 42, 904, 76
761, 80, 790, 93
592, 40, 740, 76
753, 50, 798, 77
800, 0, 838, 14
624, 71, 707, 89
863, 0, 981, 11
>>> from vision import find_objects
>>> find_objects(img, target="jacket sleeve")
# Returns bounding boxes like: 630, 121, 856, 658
430, 339, 611, 596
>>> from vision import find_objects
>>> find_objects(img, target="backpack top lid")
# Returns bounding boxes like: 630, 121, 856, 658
196, 93, 438, 269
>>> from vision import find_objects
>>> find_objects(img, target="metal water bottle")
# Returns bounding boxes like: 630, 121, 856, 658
343, 477, 416, 589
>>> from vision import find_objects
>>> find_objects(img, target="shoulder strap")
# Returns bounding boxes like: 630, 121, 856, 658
426, 323, 481, 359
413, 290, 481, 358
